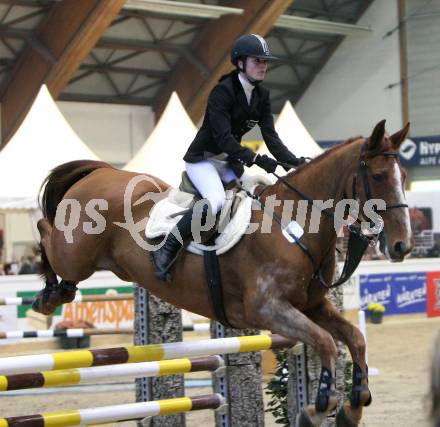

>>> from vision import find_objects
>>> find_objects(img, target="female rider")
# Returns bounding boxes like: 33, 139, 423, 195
151, 34, 305, 281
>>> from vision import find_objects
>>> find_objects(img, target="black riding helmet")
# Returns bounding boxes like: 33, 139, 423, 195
230, 34, 278, 68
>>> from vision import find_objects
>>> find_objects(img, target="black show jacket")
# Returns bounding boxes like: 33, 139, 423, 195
183, 70, 296, 176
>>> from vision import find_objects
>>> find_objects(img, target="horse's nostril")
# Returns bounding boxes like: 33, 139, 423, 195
394, 241, 406, 256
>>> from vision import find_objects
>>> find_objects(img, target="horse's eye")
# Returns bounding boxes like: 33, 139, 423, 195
372, 173, 385, 182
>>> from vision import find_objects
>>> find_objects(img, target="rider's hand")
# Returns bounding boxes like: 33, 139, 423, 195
254, 154, 278, 174
296, 156, 307, 166
282, 154, 307, 170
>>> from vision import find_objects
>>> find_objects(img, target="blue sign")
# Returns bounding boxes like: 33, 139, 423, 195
318, 140, 338, 150
360, 272, 426, 315
318, 135, 440, 168
399, 136, 440, 167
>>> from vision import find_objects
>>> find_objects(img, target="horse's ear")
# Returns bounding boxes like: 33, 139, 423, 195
368, 119, 386, 151
390, 122, 410, 149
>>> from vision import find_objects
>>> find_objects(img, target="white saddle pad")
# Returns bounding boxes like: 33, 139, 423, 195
145, 175, 271, 255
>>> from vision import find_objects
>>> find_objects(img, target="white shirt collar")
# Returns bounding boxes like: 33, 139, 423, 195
238, 72, 254, 104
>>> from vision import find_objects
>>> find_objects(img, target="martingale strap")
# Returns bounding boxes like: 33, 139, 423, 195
316, 224, 370, 289
271, 174, 371, 289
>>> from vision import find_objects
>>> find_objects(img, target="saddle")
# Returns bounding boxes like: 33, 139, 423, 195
146, 172, 271, 327
145, 172, 271, 255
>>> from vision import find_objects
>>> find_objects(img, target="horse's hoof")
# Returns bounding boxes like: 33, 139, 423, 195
31, 292, 56, 315
58, 280, 78, 303
336, 406, 358, 427
296, 409, 316, 427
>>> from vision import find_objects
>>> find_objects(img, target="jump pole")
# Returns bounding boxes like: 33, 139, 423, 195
0, 356, 223, 391
0, 394, 225, 427
0, 324, 210, 340
0, 293, 133, 306
0, 332, 291, 376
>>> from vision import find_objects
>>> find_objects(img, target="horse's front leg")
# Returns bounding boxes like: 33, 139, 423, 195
32, 279, 79, 315
246, 291, 338, 427
306, 298, 372, 427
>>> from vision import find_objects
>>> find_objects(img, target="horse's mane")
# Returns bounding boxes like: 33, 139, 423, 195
287, 135, 364, 177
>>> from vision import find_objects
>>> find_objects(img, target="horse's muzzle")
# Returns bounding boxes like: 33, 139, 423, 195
389, 240, 412, 262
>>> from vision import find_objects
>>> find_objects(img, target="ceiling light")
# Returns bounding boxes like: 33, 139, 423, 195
124, 0, 243, 19
275, 15, 372, 36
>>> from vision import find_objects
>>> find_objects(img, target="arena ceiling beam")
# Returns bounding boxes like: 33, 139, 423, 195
153, 0, 294, 125
97, 37, 189, 54
0, 0, 126, 146
78, 64, 169, 79
58, 93, 154, 105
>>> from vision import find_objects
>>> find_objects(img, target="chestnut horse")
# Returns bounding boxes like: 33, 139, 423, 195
34, 120, 412, 427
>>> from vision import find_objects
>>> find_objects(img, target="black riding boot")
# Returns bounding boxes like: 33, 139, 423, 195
150, 200, 213, 282
150, 208, 195, 282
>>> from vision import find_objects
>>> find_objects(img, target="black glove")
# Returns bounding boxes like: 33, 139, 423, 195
254, 154, 278, 174
297, 156, 307, 165
281, 154, 307, 171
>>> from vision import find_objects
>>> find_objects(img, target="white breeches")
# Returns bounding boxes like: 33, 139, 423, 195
185, 159, 238, 214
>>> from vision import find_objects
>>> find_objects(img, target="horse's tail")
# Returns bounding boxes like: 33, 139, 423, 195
39, 160, 113, 225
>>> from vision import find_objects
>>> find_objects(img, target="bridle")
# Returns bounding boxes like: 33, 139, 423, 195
242, 139, 409, 289
353, 142, 408, 215
350, 141, 409, 254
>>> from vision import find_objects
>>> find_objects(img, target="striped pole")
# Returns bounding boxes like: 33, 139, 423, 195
0, 393, 224, 426
0, 356, 222, 391
183, 323, 210, 332
0, 293, 133, 306
0, 323, 210, 339
0, 334, 294, 375
0, 328, 133, 339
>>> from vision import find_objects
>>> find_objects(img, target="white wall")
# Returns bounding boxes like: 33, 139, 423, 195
406, 0, 440, 136
57, 101, 155, 167
3, 212, 35, 262
296, 1, 403, 140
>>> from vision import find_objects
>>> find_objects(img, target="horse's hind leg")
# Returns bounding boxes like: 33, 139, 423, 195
306, 299, 371, 427
250, 298, 338, 427
32, 246, 79, 315
32, 219, 78, 315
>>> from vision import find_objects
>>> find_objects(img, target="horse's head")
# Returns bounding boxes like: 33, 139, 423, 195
357, 120, 413, 261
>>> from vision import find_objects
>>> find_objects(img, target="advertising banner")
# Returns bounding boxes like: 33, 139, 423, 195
16, 286, 134, 330
0, 272, 133, 342
360, 272, 426, 315
319, 136, 440, 168
426, 271, 440, 318
399, 136, 440, 167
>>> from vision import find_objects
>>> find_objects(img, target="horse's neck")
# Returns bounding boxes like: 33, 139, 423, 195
264, 140, 363, 253
280, 140, 362, 203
